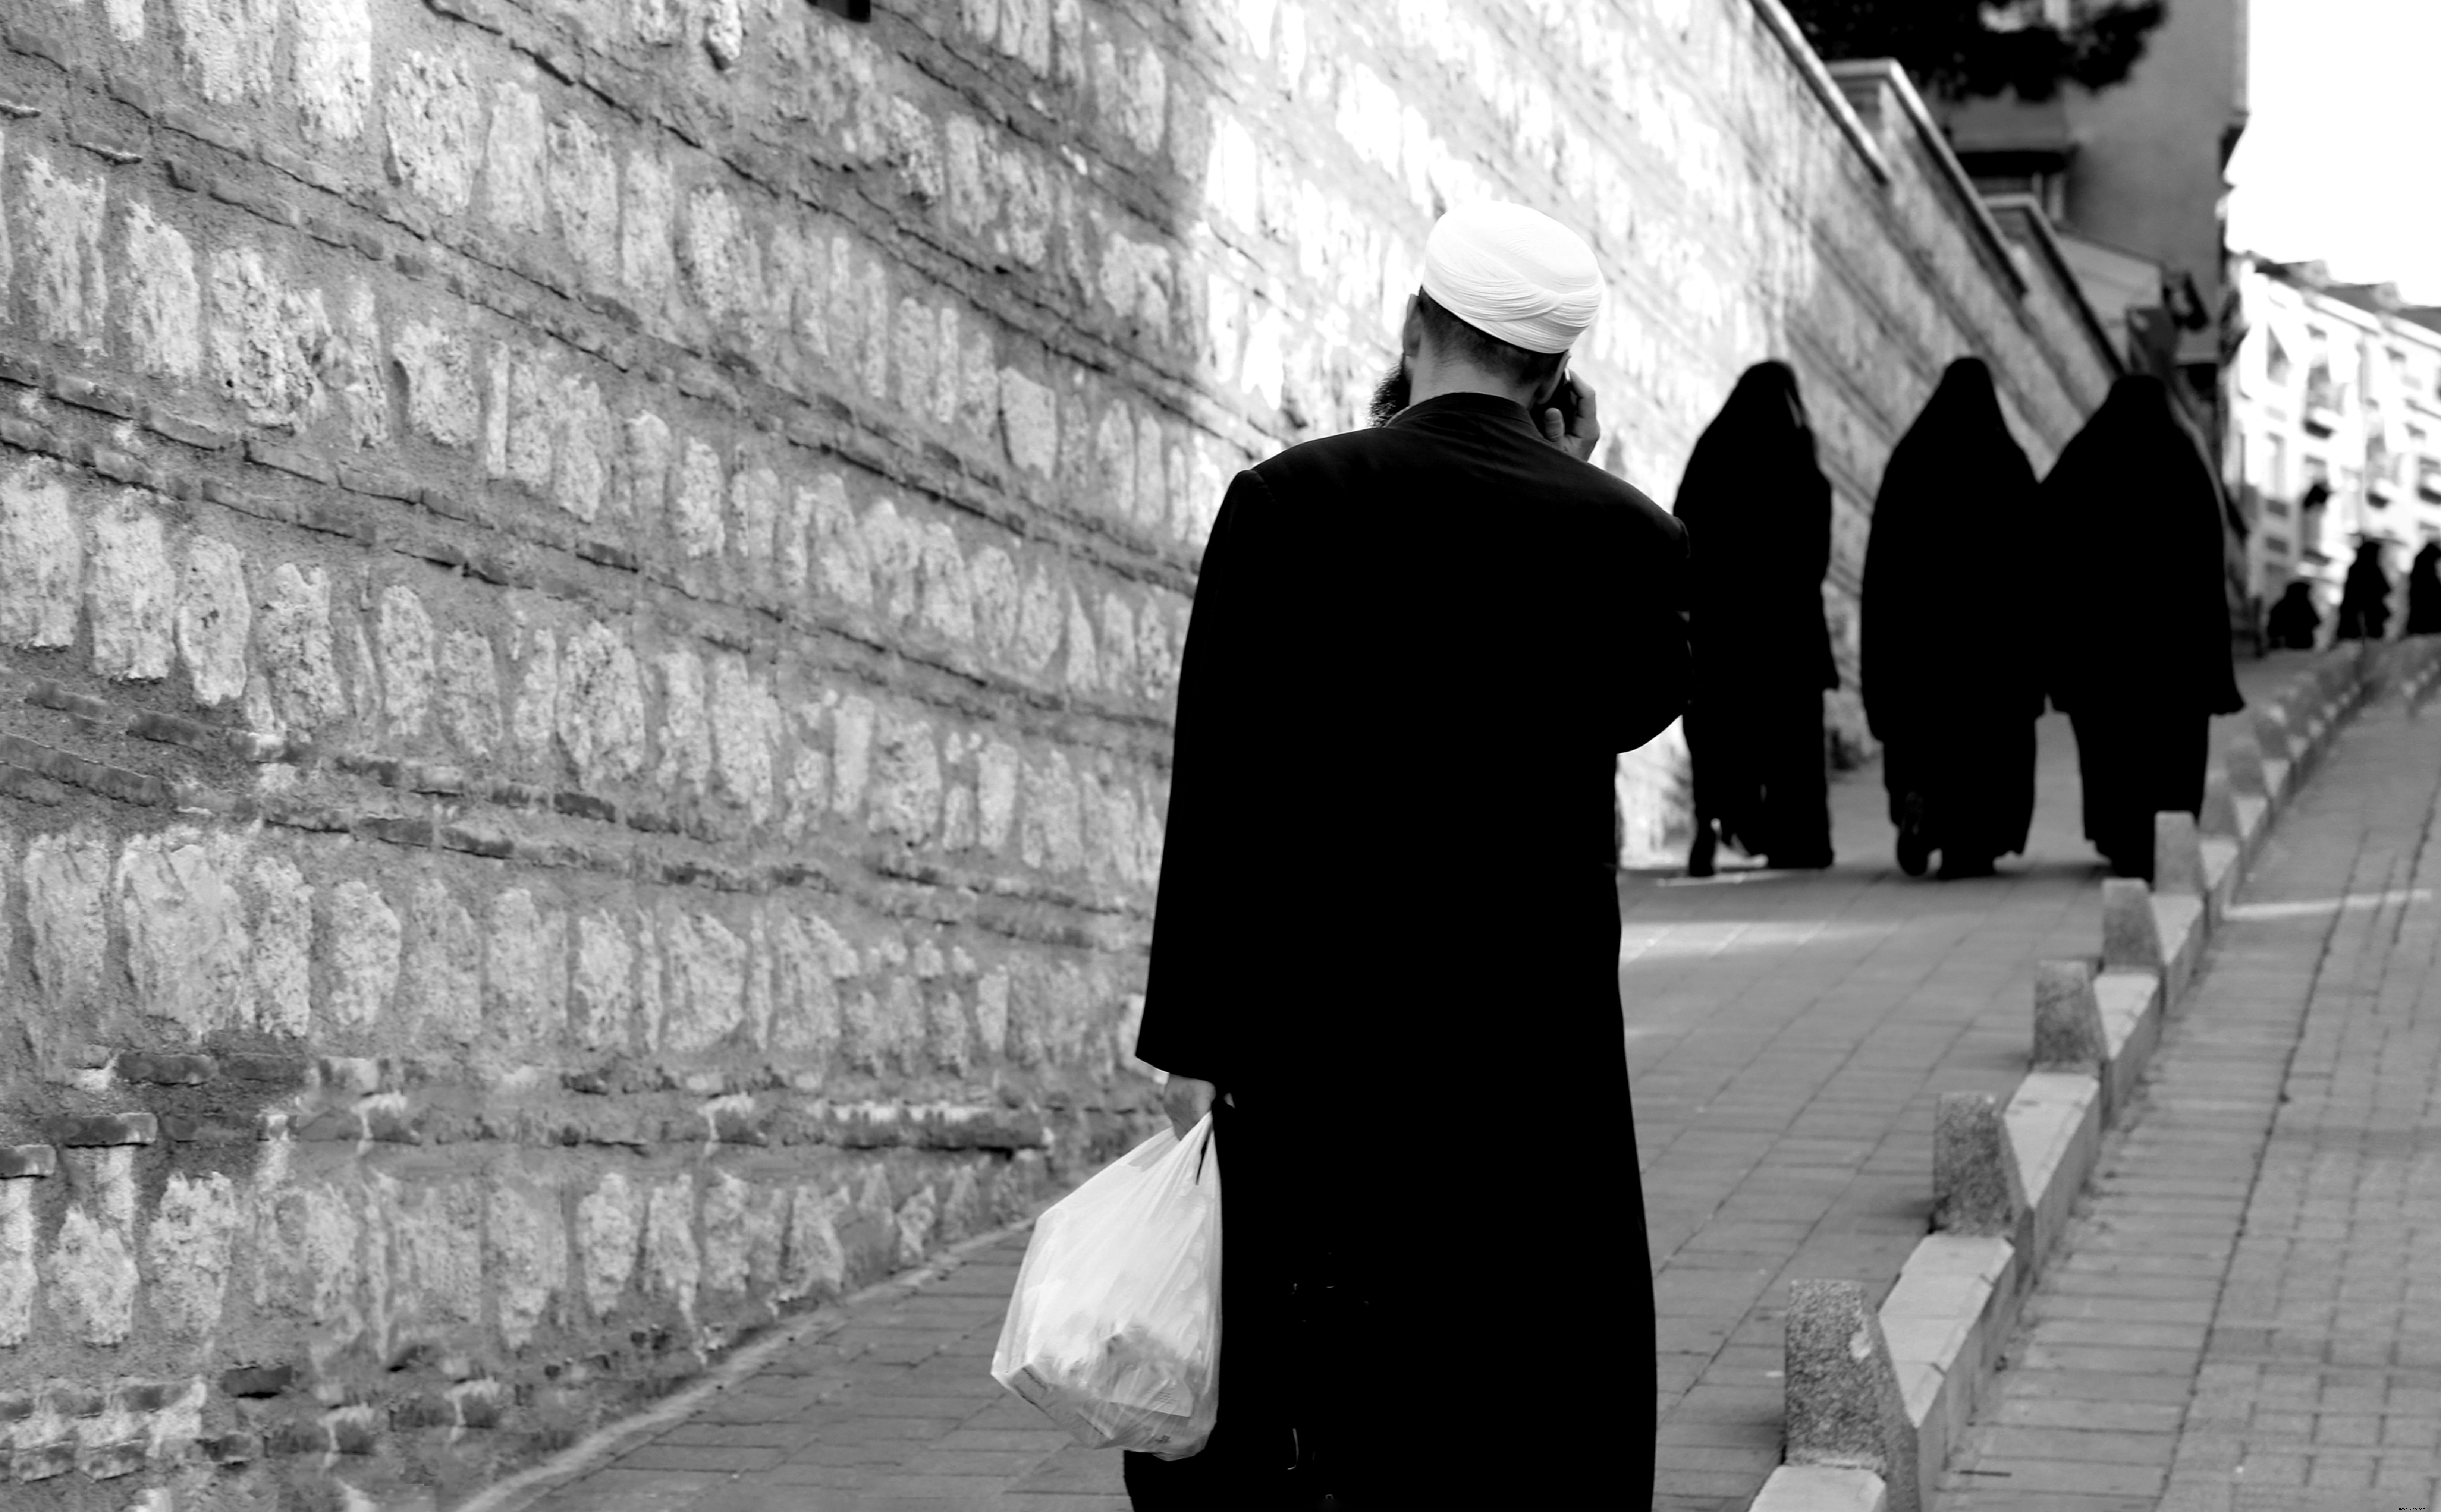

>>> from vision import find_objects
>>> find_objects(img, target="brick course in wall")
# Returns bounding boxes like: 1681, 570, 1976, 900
0, 0, 2112, 1504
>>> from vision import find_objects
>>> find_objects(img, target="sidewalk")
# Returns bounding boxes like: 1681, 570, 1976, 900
509, 656, 2313, 1512
1940, 675, 2441, 1509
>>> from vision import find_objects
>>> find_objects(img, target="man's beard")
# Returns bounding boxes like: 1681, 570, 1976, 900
1368, 359, 1410, 426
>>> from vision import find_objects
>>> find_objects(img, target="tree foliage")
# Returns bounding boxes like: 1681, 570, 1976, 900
1783, 0, 2170, 102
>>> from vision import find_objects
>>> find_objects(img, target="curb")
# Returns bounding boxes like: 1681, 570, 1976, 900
1756, 639, 2441, 1512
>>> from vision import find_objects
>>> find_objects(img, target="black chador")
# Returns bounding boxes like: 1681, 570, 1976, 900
2409, 542, 2441, 635
1861, 358, 2043, 879
1131, 396, 1690, 1509
2043, 375, 2243, 878
2337, 541, 2393, 640
2266, 580, 2322, 650
1673, 361, 1838, 874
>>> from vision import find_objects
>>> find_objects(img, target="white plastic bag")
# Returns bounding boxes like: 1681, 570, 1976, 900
991, 1115, 1221, 1459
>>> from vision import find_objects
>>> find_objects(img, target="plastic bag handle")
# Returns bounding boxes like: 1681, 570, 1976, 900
1191, 1117, 1216, 1185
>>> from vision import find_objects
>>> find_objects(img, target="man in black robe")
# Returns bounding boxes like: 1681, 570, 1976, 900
1673, 362, 1838, 875
2408, 542, 2441, 635
2337, 540, 2393, 640
1862, 358, 2044, 879
2265, 579, 2322, 650
2043, 375, 2244, 879
1128, 201, 1688, 1511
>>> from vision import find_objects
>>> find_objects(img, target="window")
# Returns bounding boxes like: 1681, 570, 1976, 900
2264, 535, 2291, 555
2265, 330, 2294, 387
2265, 498, 2291, 519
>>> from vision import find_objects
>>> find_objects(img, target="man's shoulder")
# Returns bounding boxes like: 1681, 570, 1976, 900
1247, 426, 1682, 541
1245, 425, 1408, 486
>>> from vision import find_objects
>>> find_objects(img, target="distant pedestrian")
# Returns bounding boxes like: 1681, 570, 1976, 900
2043, 375, 2244, 879
2336, 541, 2392, 640
1132, 201, 1687, 1511
1862, 357, 2043, 879
2409, 541, 2441, 634
1674, 360, 1838, 876
2265, 580, 2322, 650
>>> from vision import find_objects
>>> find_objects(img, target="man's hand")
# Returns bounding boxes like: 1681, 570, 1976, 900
1161, 1075, 1218, 1140
1539, 375, 1602, 464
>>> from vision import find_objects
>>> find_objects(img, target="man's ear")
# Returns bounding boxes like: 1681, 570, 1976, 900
1399, 294, 1424, 361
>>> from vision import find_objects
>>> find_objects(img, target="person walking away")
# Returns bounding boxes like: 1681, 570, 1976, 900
1128, 201, 1689, 1511
2407, 541, 2441, 634
1673, 361, 1838, 876
2265, 579, 2323, 650
1861, 357, 2044, 879
2337, 539, 2394, 640
2043, 375, 2243, 879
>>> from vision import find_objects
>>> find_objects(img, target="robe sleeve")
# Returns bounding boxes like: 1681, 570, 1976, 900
1611, 511, 1694, 754
1131, 470, 1274, 1084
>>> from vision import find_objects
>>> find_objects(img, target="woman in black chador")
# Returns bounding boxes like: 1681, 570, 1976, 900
2337, 541, 2393, 640
2265, 580, 2322, 649
1675, 360, 1838, 874
2044, 375, 2243, 879
2408, 541, 2441, 634
1862, 358, 2043, 879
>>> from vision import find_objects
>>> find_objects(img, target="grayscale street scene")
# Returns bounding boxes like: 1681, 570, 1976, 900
0, 0, 2433, 1508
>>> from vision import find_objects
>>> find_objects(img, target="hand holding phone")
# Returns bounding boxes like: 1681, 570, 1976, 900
1541, 373, 1601, 463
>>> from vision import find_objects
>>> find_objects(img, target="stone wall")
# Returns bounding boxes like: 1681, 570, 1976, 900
0, 0, 2112, 1504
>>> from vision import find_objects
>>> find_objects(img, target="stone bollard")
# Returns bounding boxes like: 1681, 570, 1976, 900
2032, 960, 2107, 1070
1934, 1092, 2027, 1237
2256, 706, 2294, 765
2199, 768, 2240, 837
2152, 811, 2203, 897
1785, 1279, 1921, 1512
2101, 878, 2163, 972
2225, 731, 2269, 797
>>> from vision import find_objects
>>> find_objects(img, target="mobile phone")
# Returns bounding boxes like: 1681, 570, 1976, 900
1551, 372, 1581, 429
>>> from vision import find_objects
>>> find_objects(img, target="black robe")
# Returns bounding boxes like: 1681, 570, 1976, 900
2265, 580, 2322, 650
2408, 543, 2441, 635
2042, 375, 2243, 877
2337, 542, 2393, 640
1861, 358, 2043, 872
1129, 392, 1690, 1511
1672, 362, 1838, 867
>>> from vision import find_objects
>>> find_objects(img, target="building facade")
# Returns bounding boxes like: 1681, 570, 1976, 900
2228, 256, 2441, 630
1939, 0, 2250, 428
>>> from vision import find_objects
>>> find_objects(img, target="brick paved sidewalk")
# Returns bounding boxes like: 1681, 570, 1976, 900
506, 658, 2312, 1512
1941, 675, 2441, 1511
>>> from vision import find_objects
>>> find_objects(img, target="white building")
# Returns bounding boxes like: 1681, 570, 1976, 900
2227, 256, 2441, 633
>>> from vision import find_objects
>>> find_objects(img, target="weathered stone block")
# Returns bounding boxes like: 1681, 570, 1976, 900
2152, 810, 2203, 898
2225, 731, 2268, 798
116, 1052, 217, 1084
2255, 707, 2293, 764
2031, 959, 2105, 1070
2199, 768, 2239, 837
0, 1143, 59, 1179
1933, 1092, 2026, 1238
2100, 878, 2162, 972
0, 459, 84, 650
55, 1112, 159, 1147
1784, 1279, 1918, 1512
219, 1363, 297, 1398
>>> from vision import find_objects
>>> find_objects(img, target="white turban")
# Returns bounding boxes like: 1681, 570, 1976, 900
1420, 201, 1605, 356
